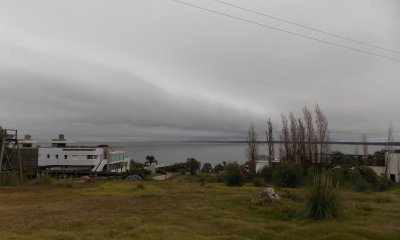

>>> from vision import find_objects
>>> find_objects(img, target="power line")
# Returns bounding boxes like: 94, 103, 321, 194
170, 0, 400, 62
211, 0, 400, 55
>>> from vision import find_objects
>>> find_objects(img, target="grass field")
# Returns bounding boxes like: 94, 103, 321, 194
0, 175, 399, 240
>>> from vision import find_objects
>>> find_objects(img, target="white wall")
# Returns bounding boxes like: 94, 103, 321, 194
256, 160, 269, 173
38, 147, 104, 167
370, 152, 400, 182
386, 152, 400, 182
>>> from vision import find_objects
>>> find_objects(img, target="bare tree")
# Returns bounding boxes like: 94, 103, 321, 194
385, 125, 394, 177
289, 112, 298, 161
266, 118, 274, 164
246, 124, 258, 174
361, 133, 368, 164
303, 106, 316, 165
281, 114, 290, 160
354, 145, 359, 167
315, 104, 330, 166
279, 133, 284, 161
297, 118, 306, 166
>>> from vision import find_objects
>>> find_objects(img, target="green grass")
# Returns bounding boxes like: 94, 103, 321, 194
0, 175, 399, 239
374, 194, 394, 203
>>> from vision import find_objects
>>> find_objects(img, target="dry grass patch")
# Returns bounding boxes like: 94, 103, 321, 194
0, 175, 399, 239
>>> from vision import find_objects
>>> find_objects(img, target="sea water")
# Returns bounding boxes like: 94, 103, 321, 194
102, 142, 388, 167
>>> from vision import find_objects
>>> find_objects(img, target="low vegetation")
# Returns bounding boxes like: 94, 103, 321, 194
271, 161, 303, 188
223, 162, 245, 186
0, 175, 399, 239
0, 173, 19, 186
306, 170, 339, 220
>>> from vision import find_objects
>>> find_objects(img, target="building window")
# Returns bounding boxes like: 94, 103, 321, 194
64, 155, 68, 160
56, 154, 59, 159
47, 154, 50, 159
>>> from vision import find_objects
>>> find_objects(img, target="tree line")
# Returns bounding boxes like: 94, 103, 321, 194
247, 104, 330, 173
247, 104, 396, 175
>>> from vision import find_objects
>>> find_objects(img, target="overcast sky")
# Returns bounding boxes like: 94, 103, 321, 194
0, 0, 399, 142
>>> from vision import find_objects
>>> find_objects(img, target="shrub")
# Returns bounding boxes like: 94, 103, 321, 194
187, 158, 201, 175
258, 165, 274, 183
306, 166, 320, 184
224, 162, 245, 186
56, 180, 74, 188
156, 167, 166, 175
216, 174, 225, 183
31, 176, 54, 185
358, 167, 378, 185
350, 167, 392, 192
282, 190, 303, 202
353, 178, 370, 192
375, 177, 393, 191
272, 161, 303, 188
0, 173, 18, 186
253, 177, 266, 187
328, 168, 348, 187
123, 168, 150, 180
245, 173, 256, 183
135, 183, 145, 190
201, 163, 213, 173
306, 170, 339, 220
214, 163, 224, 173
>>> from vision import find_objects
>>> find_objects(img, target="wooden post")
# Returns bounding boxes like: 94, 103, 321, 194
16, 131, 23, 185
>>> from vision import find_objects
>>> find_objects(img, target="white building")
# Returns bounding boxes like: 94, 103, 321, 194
104, 146, 130, 173
369, 151, 400, 182
255, 155, 280, 173
38, 135, 130, 173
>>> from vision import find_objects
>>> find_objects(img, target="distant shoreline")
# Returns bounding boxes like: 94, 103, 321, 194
179, 140, 400, 146
34, 140, 400, 146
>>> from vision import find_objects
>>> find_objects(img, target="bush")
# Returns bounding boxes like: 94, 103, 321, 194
375, 177, 393, 191
156, 167, 166, 175
224, 162, 245, 186
272, 161, 303, 188
196, 173, 218, 183
31, 176, 54, 185
244, 173, 256, 183
214, 163, 224, 173
328, 168, 348, 187
258, 165, 274, 183
0, 173, 18, 186
123, 168, 151, 180
350, 167, 392, 192
282, 190, 303, 202
358, 167, 378, 185
306, 170, 339, 220
253, 177, 266, 187
135, 183, 145, 190
353, 178, 370, 192
187, 158, 201, 175
56, 180, 74, 188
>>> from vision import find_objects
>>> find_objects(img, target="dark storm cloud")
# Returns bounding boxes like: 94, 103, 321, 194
0, 44, 262, 141
0, 0, 399, 141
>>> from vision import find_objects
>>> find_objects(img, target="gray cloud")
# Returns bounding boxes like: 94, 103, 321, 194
0, 44, 263, 141
0, 0, 399, 141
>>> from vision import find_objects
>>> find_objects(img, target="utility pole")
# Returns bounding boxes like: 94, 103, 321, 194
0, 128, 23, 185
